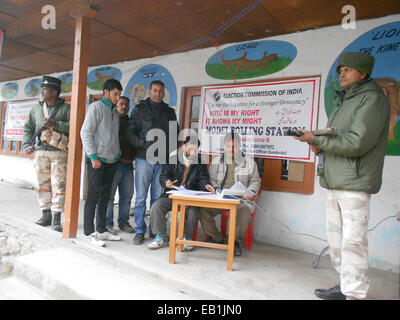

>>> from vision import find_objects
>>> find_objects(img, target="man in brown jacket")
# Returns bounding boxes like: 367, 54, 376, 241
200, 132, 261, 256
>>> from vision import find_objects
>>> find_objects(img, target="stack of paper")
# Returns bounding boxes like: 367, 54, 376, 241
216, 182, 250, 198
166, 185, 212, 196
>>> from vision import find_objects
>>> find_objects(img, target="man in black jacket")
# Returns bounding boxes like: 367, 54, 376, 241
148, 136, 215, 250
106, 96, 136, 234
125, 80, 180, 245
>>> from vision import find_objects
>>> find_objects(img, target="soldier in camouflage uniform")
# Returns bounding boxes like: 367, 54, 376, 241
295, 52, 390, 300
22, 76, 70, 232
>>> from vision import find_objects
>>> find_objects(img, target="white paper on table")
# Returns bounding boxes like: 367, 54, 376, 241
167, 192, 239, 202
230, 181, 248, 192
227, 181, 256, 196
168, 185, 212, 196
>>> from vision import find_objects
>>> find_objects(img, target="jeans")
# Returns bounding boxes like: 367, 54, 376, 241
84, 159, 118, 236
106, 162, 134, 226
133, 157, 163, 234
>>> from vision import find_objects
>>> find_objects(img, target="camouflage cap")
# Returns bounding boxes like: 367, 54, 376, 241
336, 52, 375, 77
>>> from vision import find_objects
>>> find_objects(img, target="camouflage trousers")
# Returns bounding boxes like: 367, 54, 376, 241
326, 189, 371, 299
34, 150, 68, 213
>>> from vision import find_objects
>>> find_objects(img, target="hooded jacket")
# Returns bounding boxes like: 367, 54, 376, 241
314, 78, 390, 194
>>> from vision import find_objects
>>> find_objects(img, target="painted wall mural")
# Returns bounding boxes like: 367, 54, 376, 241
123, 64, 178, 115
58, 73, 73, 94
87, 66, 122, 91
325, 21, 400, 156
1, 82, 18, 99
24, 78, 41, 97
205, 40, 297, 80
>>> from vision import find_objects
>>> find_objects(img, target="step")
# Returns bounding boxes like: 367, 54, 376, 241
11, 247, 219, 300
0, 276, 50, 300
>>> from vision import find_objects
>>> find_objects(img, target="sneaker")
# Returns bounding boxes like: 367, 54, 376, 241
118, 221, 134, 233
106, 224, 118, 235
85, 232, 106, 247
97, 231, 122, 241
182, 237, 194, 252
148, 235, 169, 250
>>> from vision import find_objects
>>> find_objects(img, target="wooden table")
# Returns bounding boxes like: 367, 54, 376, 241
168, 193, 240, 271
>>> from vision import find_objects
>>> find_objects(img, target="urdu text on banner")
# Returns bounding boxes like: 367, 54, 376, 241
198, 76, 321, 162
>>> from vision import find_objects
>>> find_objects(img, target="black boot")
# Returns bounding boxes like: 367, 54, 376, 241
51, 212, 63, 232
234, 241, 242, 256
314, 284, 346, 300
35, 209, 52, 227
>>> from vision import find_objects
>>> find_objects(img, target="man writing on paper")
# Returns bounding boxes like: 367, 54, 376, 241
294, 52, 390, 300
148, 135, 214, 251
200, 132, 261, 256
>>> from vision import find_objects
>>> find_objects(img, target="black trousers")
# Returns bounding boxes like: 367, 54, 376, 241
84, 159, 118, 236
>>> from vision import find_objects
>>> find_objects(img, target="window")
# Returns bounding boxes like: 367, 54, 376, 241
180, 87, 201, 134
180, 78, 317, 195
261, 159, 315, 194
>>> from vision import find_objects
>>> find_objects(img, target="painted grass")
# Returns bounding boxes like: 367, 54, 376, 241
205, 56, 293, 80
324, 82, 341, 117
87, 81, 104, 91
61, 83, 72, 94
386, 121, 400, 156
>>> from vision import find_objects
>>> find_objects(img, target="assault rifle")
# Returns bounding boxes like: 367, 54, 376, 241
28, 126, 46, 149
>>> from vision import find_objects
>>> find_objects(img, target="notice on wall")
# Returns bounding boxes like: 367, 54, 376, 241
4, 100, 36, 141
198, 76, 320, 162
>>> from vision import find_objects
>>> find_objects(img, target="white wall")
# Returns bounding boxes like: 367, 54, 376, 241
0, 155, 37, 188
1, 13, 399, 272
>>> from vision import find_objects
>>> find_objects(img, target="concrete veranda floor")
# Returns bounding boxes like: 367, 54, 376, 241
0, 180, 398, 300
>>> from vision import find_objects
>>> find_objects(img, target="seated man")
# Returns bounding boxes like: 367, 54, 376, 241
149, 135, 215, 250
200, 132, 261, 256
